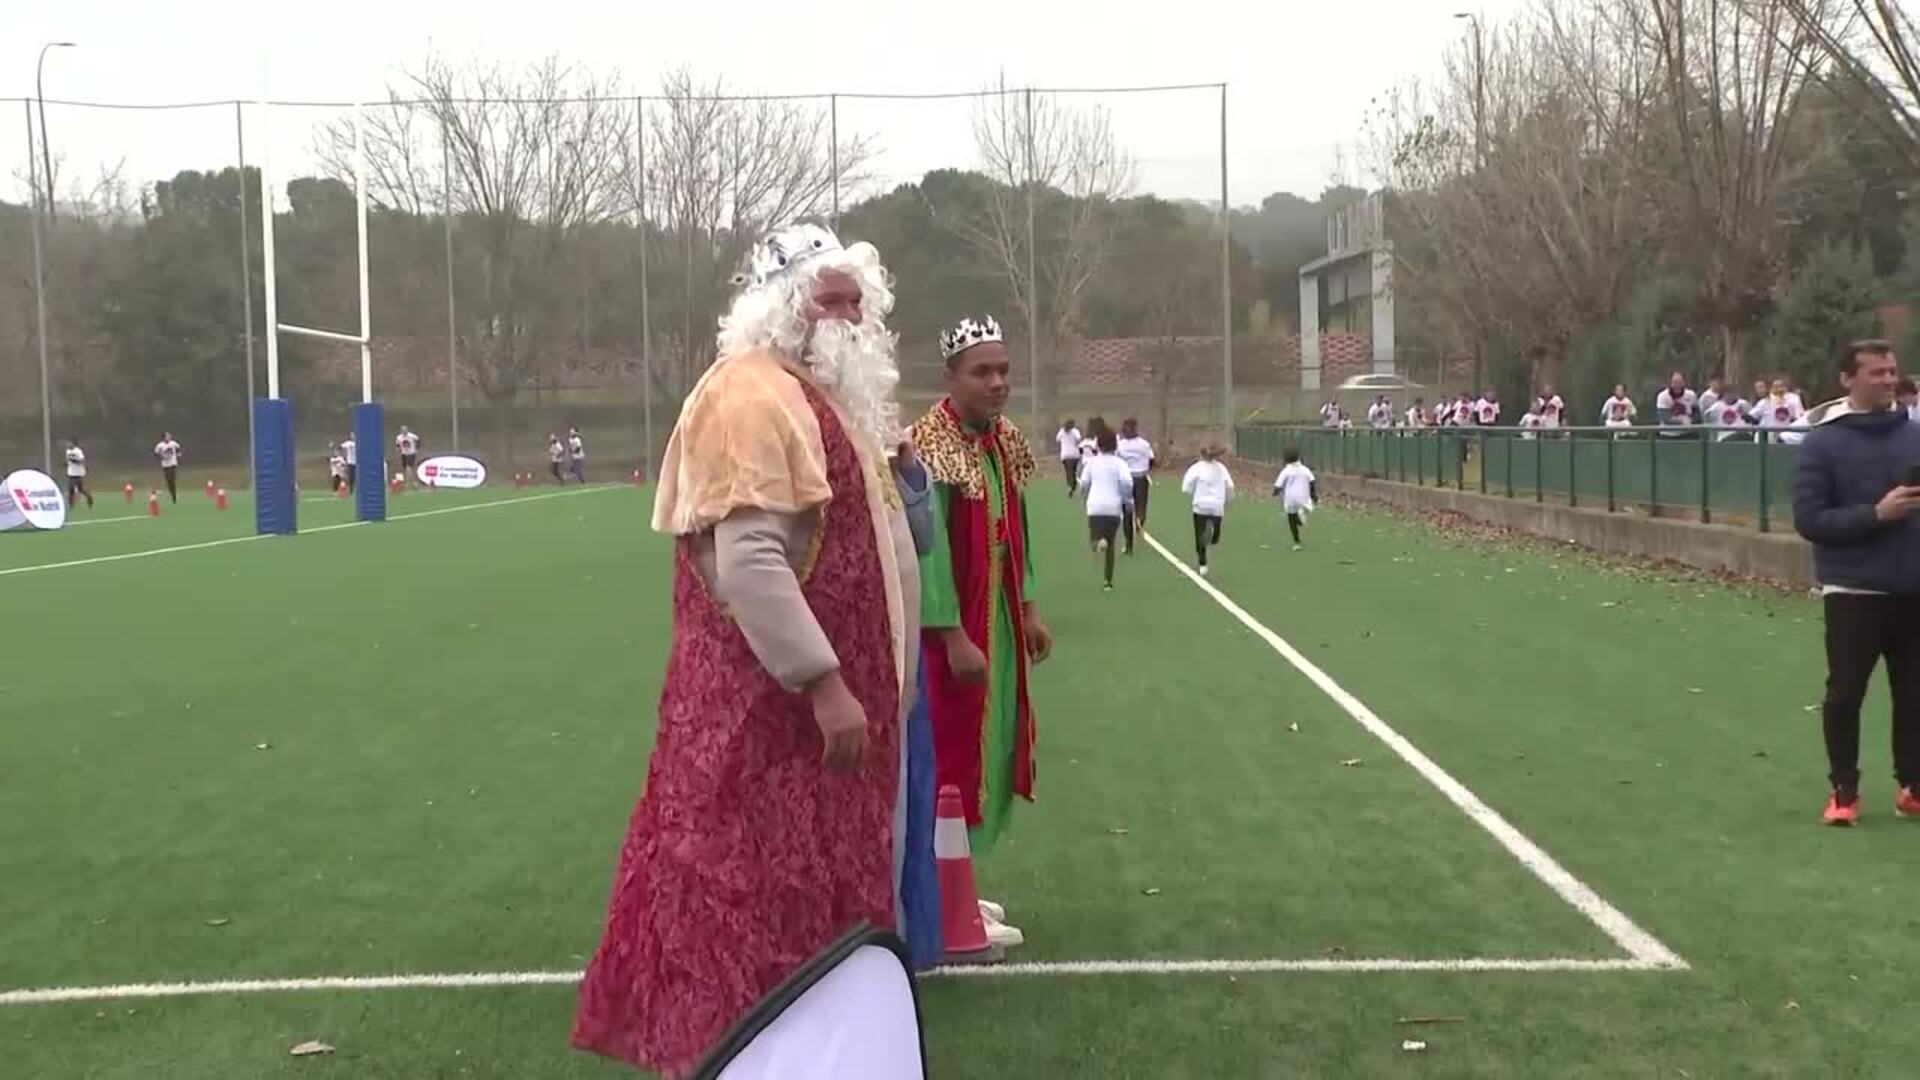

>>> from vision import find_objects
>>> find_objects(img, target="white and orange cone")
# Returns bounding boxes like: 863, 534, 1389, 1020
935, 784, 1005, 965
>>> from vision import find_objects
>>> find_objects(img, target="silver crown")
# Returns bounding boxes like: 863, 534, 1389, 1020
940, 315, 1003, 361
731, 223, 843, 290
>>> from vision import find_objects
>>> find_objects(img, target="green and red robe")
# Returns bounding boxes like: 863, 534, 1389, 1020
911, 399, 1038, 851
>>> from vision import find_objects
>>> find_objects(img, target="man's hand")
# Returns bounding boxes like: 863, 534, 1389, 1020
943, 629, 989, 685
892, 439, 919, 474
1875, 485, 1920, 522
1023, 606, 1054, 665
807, 672, 868, 772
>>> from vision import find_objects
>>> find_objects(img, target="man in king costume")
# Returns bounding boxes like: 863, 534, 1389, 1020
912, 315, 1054, 944
572, 223, 938, 1075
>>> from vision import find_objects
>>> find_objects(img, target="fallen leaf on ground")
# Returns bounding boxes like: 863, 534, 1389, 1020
1108, 827, 1129, 836
1341, 758, 1364, 767
254, 743, 271, 751
204, 917, 230, 927
1396, 1016, 1466, 1025
289, 1041, 334, 1057
1402, 1040, 1428, 1052
1287, 722, 1300, 732
1140, 887, 1162, 897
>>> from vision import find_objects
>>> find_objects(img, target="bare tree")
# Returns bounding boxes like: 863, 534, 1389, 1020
1781, 0, 1920, 173
1626, 0, 1831, 382
642, 70, 872, 400
933, 79, 1134, 419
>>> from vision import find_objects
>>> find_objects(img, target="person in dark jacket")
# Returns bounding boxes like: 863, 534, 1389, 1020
1793, 339, 1920, 826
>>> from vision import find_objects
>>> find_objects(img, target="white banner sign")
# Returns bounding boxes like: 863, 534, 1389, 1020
418, 455, 487, 489
0, 469, 68, 531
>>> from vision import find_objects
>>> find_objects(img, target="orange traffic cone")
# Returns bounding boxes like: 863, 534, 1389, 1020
389, 473, 403, 495
215, 487, 228, 511
516, 472, 527, 489
122, 482, 134, 503
147, 491, 160, 517
204, 479, 216, 499
935, 785, 1004, 964
630, 468, 642, 485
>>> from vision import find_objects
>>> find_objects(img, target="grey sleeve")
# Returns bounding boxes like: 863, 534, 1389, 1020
897, 459, 935, 556
712, 508, 838, 692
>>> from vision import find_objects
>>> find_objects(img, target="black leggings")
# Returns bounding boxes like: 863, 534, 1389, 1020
1286, 512, 1304, 545
67, 475, 91, 506
1192, 513, 1222, 566
1089, 515, 1121, 585
1822, 594, 1920, 790
162, 465, 178, 502
1063, 459, 1079, 492
1122, 476, 1151, 549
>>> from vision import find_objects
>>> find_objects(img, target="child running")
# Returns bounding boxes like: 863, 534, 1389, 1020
1181, 445, 1235, 576
1272, 448, 1317, 550
1076, 428, 1135, 591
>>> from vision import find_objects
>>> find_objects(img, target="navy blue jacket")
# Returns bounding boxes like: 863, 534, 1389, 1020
1793, 408, 1920, 595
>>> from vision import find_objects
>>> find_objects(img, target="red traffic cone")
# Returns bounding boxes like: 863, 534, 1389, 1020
337, 482, 349, 498
147, 491, 161, 517
516, 472, 527, 489
630, 468, 642, 485
935, 784, 1004, 964
204, 479, 216, 499
215, 488, 228, 511
122, 482, 134, 503
389, 472, 403, 494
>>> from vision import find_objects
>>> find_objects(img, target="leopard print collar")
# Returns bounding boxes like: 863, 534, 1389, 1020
911, 399, 1036, 502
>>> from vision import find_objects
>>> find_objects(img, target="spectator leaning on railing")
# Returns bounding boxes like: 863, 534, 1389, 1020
1792, 339, 1920, 827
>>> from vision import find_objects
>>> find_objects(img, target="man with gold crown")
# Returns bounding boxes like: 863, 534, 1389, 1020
571, 222, 939, 1076
912, 314, 1054, 949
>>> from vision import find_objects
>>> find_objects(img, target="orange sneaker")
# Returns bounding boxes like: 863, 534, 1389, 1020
1824, 790, 1861, 827
1895, 787, 1920, 818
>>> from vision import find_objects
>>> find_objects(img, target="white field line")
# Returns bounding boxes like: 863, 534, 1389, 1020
64, 514, 151, 527
0, 956, 1670, 1006
0, 486, 620, 578
1141, 531, 1688, 971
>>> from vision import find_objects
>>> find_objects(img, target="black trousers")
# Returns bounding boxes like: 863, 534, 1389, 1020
346, 463, 357, 492
67, 475, 91, 506
1122, 475, 1151, 550
1192, 513, 1222, 566
162, 465, 178, 502
1062, 459, 1079, 493
1285, 512, 1304, 545
1088, 515, 1121, 585
1822, 593, 1920, 790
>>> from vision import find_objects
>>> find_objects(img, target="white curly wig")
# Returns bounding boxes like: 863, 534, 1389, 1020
716, 228, 901, 449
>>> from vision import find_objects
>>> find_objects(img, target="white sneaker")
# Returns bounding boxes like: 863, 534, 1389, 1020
982, 913, 1025, 949
978, 899, 1006, 923
1199, 565, 1210, 577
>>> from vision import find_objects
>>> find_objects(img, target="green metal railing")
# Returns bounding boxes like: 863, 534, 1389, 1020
1234, 425, 1800, 533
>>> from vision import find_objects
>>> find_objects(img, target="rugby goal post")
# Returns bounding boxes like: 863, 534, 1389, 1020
254, 99, 385, 535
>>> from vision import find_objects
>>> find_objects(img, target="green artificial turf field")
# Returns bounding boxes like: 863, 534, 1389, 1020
4, 479, 1919, 1078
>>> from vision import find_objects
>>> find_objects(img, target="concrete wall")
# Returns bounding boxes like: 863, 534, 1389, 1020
1320, 474, 1817, 587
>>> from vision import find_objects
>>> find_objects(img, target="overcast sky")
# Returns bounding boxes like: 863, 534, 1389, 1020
5, 0, 1525, 213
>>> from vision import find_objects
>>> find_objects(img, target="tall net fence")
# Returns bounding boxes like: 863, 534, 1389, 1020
3, 82, 1244, 488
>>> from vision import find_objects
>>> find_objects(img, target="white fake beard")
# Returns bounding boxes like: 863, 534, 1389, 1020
805, 319, 902, 450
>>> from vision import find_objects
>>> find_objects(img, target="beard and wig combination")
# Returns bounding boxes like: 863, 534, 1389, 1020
716, 240, 901, 451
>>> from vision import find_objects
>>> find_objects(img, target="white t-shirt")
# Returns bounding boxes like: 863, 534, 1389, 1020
1448, 401, 1474, 426
1077, 454, 1134, 518
568, 434, 586, 460
396, 432, 420, 456
1906, 402, 1920, 425
1697, 389, 1723, 416
1320, 403, 1340, 428
1366, 402, 1393, 429
1753, 395, 1804, 429
329, 454, 346, 479
1519, 413, 1542, 439
1602, 396, 1637, 426
549, 439, 566, 464
1056, 427, 1083, 460
1656, 388, 1697, 426
155, 439, 181, 468
1116, 436, 1154, 476
341, 438, 357, 466
1536, 395, 1565, 429
1475, 398, 1501, 426
1182, 460, 1235, 517
1274, 462, 1316, 513
1710, 399, 1752, 440
1406, 406, 1428, 429
65, 447, 86, 477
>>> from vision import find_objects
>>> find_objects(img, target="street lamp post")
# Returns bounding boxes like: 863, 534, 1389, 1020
30, 42, 76, 476
36, 42, 76, 224
1455, 13, 1486, 396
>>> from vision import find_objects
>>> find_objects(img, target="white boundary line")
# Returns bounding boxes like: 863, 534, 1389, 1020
64, 514, 151, 528
1141, 531, 1688, 971
0, 487, 619, 578
0, 956, 1670, 1006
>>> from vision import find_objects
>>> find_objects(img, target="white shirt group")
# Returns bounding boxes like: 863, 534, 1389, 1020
65, 446, 87, 477
568, 433, 586, 461
154, 438, 182, 468
396, 431, 420, 456
1056, 426, 1083, 461
1602, 396, 1638, 427
341, 437, 357, 466
1116, 436, 1154, 477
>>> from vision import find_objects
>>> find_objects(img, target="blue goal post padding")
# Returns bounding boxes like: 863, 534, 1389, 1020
354, 401, 385, 523
252, 398, 297, 536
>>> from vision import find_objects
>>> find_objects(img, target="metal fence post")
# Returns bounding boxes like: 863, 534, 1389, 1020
1606, 431, 1616, 513
1535, 432, 1543, 503
1649, 432, 1660, 518
1478, 430, 1488, 494
1758, 434, 1770, 533
1505, 430, 1514, 498
1700, 434, 1712, 525
1568, 430, 1578, 509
